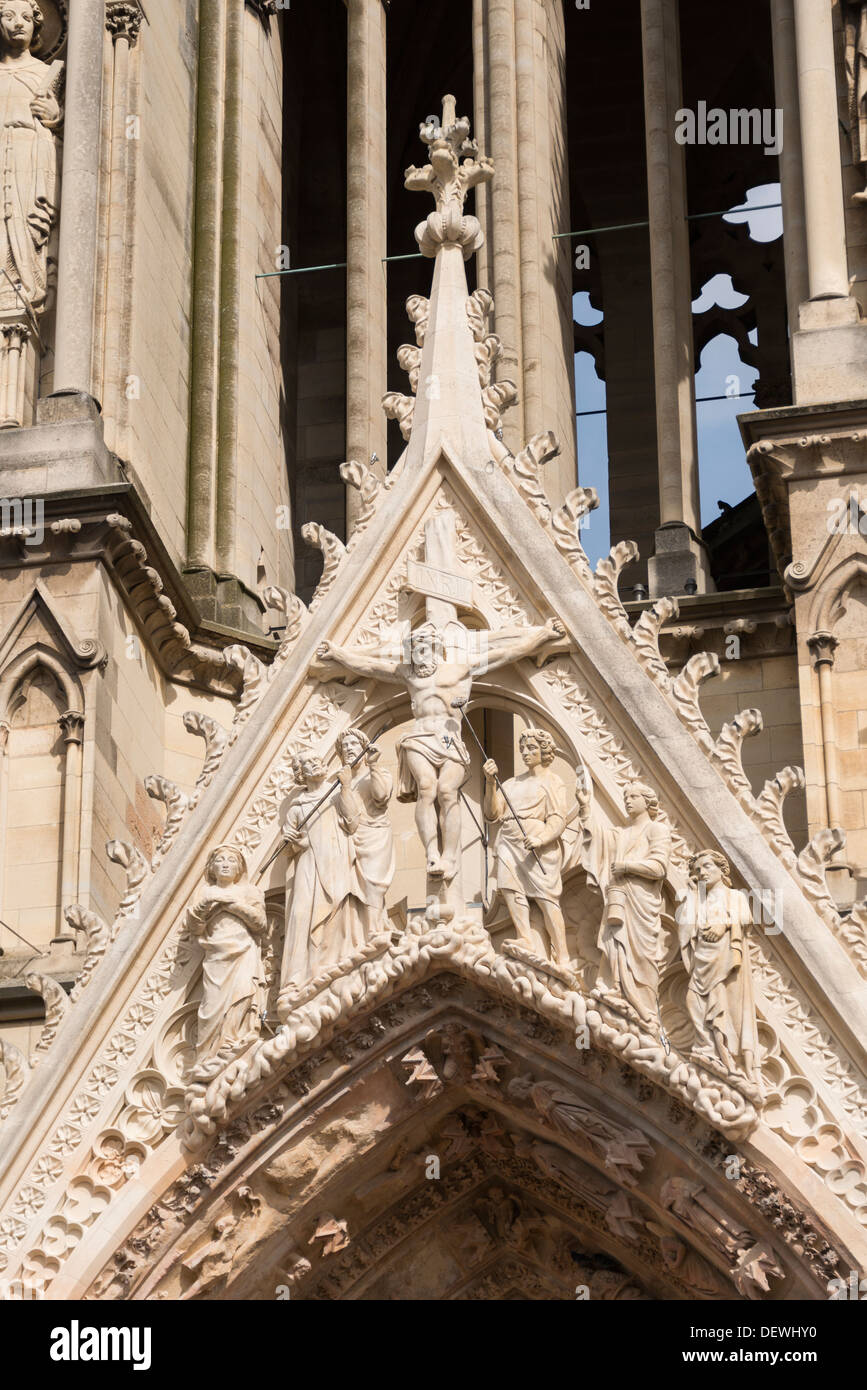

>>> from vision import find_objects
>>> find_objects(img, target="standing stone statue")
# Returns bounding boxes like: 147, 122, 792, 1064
316, 616, 563, 882
279, 750, 369, 998
0, 1, 63, 318
845, 3, 867, 203
577, 778, 672, 1027
676, 849, 758, 1080
335, 726, 395, 933
187, 845, 267, 1072
483, 727, 571, 966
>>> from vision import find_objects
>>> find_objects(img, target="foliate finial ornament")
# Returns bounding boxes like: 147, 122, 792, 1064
404, 93, 493, 259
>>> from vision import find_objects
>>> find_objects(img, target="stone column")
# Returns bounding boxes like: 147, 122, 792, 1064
58, 711, 85, 920
806, 630, 841, 825
101, 4, 144, 456
514, 0, 574, 472
770, 0, 809, 330
345, 0, 388, 532
472, 0, 491, 292
187, 2, 227, 569
478, 0, 524, 452
0, 324, 31, 428
806, 630, 852, 897
472, 0, 575, 499
215, 0, 246, 574
52, 0, 105, 402
790, 0, 867, 401
641, 0, 709, 598
793, 0, 849, 301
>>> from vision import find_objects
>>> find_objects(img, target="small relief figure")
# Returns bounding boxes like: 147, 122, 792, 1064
646, 1222, 730, 1299
179, 1216, 239, 1301
658, 1175, 780, 1297
676, 850, 758, 1082
472, 1185, 525, 1244
577, 778, 672, 1026
187, 846, 267, 1072
0, 0, 63, 318
483, 728, 571, 967
279, 750, 368, 996
334, 727, 395, 934
845, 3, 867, 203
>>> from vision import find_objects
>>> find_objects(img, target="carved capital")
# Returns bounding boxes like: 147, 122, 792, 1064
806, 630, 839, 669
105, 2, 144, 45
0, 321, 31, 350
0, 720, 9, 753
58, 710, 85, 745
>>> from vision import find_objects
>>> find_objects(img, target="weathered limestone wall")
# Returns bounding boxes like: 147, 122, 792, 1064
0, 560, 237, 955
114, 5, 198, 566
234, 12, 293, 595
699, 650, 807, 846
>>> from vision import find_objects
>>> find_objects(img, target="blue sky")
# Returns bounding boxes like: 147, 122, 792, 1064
573, 184, 783, 568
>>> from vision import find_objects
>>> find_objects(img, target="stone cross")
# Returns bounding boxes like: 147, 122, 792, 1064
405, 509, 477, 639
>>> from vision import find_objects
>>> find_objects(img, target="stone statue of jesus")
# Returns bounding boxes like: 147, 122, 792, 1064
316, 616, 564, 881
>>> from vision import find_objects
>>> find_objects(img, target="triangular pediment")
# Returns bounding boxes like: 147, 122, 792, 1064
2, 96, 867, 1303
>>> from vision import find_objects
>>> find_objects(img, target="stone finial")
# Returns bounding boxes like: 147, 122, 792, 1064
404, 94, 493, 259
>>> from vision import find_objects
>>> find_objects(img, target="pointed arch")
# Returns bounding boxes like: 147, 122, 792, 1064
0, 649, 85, 944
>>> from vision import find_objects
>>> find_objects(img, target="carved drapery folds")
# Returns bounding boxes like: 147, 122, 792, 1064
2, 92, 865, 1307
0, 0, 64, 426
186, 846, 266, 1082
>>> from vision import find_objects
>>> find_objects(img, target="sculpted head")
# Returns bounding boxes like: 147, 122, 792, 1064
205, 845, 247, 887
688, 849, 731, 889
518, 728, 556, 768
0, 1, 42, 55
408, 623, 443, 677
291, 750, 326, 786
623, 781, 659, 820
337, 728, 369, 766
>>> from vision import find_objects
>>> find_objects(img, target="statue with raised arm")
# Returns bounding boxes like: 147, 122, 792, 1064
483, 727, 571, 966
279, 750, 368, 998
335, 727, 395, 933
316, 616, 564, 881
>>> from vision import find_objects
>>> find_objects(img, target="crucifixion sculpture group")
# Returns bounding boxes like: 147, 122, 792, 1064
185, 509, 760, 1091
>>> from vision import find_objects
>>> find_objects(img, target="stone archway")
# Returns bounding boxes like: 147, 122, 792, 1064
84, 970, 835, 1303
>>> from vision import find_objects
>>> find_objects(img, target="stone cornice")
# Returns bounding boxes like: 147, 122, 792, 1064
739, 400, 867, 583
0, 486, 277, 698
